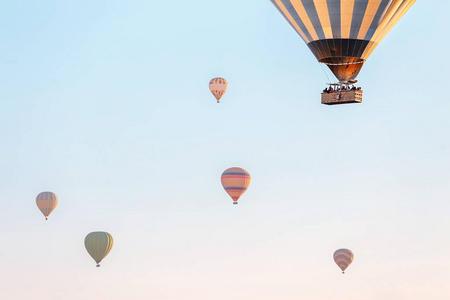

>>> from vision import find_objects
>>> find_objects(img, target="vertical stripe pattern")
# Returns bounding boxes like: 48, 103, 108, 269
270, 0, 416, 81
221, 167, 251, 204
36, 191, 58, 219
270, 0, 415, 46
85, 232, 114, 267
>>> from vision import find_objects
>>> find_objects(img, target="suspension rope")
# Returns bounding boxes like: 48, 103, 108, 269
319, 62, 332, 84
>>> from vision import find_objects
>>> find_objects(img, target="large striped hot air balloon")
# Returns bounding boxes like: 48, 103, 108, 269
270, 0, 416, 103
209, 77, 228, 103
85, 232, 114, 267
36, 191, 58, 220
333, 248, 354, 274
221, 167, 251, 205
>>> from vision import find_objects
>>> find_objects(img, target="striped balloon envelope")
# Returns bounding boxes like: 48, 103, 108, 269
221, 167, 251, 205
333, 248, 354, 274
270, 0, 416, 82
209, 77, 228, 103
36, 191, 58, 220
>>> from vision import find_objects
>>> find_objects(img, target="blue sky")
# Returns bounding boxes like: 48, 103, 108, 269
0, 1, 449, 299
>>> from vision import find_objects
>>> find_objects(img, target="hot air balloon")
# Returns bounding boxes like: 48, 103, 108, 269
221, 167, 251, 204
85, 232, 114, 267
333, 248, 354, 274
270, 0, 416, 104
36, 191, 58, 220
209, 77, 228, 103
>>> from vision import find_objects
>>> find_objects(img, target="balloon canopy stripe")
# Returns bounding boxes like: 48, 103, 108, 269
272, 0, 309, 43
275, 0, 313, 42
340, 0, 355, 39
271, 0, 415, 45
36, 192, 57, 201
221, 173, 250, 177
221, 178, 251, 184
350, 1, 369, 39
302, 1, 326, 40
223, 187, 248, 191
327, 0, 341, 39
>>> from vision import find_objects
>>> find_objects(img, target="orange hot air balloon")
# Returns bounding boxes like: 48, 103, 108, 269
333, 249, 354, 274
221, 167, 251, 204
209, 77, 228, 103
36, 191, 58, 220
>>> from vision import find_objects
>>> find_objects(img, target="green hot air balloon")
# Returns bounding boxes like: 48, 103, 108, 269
85, 232, 114, 267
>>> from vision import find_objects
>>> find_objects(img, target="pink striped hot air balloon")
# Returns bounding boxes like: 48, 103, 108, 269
333, 248, 354, 274
221, 167, 251, 205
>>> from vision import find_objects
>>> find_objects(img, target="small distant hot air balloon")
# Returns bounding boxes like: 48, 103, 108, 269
333, 249, 354, 274
221, 167, 251, 204
36, 191, 58, 220
209, 77, 228, 103
85, 232, 114, 267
